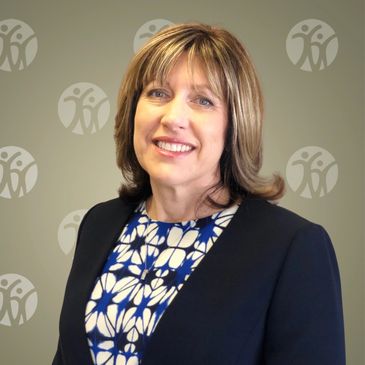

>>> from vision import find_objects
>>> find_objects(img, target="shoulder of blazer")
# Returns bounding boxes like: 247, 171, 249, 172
73, 197, 138, 254
84, 196, 137, 218
237, 195, 314, 232
224, 195, 324, 265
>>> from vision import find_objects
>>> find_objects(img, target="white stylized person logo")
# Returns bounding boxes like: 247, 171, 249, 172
0, 146, 38, 199
133, 19, 174, 53
286, 19, 338, 71
58, 209, 87, 255
58, 82, 110, 135
0, 273, 38, 326
0, 18, 38, 72
286, 146, 338, 198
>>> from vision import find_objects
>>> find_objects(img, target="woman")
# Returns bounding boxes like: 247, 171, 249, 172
53, 23, 346, 365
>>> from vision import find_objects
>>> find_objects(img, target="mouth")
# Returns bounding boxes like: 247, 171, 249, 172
151, 136, 196, 157
154, 140, 195, 153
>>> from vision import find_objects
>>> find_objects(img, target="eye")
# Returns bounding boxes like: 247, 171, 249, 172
147, 89, 167, 98
197, 96, 214, 107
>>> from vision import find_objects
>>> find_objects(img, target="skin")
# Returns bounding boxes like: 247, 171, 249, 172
133, 53, 230, 222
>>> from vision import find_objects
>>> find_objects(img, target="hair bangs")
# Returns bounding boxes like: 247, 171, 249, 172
136, 34, 227, 103
185, 40, 228, 103
138, 39, 187, 90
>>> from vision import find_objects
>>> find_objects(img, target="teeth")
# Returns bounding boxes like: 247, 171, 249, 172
156, 141, 193, 152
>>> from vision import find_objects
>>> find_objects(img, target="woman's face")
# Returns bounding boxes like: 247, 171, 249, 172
133, 54, 228, 192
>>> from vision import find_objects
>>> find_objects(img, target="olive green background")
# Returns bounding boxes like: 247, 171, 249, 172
0, 0, 363, 364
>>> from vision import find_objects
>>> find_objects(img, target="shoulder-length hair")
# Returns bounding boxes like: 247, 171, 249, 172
114, 22, 285, 208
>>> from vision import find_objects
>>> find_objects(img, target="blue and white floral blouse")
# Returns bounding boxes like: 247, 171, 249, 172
85, 200, 239, 365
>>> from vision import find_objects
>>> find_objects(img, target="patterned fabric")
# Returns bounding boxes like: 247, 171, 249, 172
85, 200, 239, 365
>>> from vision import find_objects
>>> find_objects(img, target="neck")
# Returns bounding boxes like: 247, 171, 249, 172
145, 181, 232, 222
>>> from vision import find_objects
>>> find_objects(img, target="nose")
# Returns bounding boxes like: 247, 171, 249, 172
160, 95, 189, 130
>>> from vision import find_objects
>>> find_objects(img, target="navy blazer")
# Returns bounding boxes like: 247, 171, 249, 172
52, 195, 346, 364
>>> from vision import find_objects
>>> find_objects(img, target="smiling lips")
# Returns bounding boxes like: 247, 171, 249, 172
156, 141, 193, 153
152, 136, 195, 155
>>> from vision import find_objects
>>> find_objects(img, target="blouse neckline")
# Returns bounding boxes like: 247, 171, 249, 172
137, 199, 240, 225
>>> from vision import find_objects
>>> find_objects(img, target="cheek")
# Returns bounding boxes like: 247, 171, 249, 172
133, 100, 146, 134
133, 118, 152, 160
208, 120, 227, 147
134, 101, 156, 137
132, 114, 145, 158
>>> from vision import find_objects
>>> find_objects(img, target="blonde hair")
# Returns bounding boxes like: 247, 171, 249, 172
114, 22, 285, 207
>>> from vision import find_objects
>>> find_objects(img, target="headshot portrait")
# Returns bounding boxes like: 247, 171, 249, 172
52, 22, 345, 365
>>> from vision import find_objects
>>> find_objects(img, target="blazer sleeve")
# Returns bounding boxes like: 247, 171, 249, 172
263, 223, 346, 365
